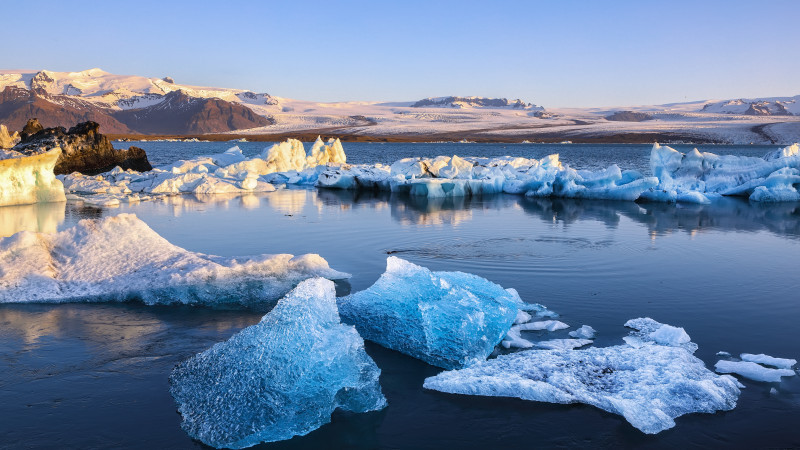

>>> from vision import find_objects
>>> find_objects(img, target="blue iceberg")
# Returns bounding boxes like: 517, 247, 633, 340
169, 278, 386, 449
337, 257, 522, 369
424, 319, 741, 434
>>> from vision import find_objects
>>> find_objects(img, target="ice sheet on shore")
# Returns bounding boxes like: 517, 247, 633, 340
337, 257, 522, 369
59, 137, 346, 202
317, 154, 658, 201
169, 278, 386, 448
0, 148, 66, 206
0, 213, 349, 306
642, 143, 800, 203
424, 319, 740, 434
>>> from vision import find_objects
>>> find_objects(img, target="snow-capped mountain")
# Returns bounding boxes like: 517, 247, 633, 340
0, 68, 798, 144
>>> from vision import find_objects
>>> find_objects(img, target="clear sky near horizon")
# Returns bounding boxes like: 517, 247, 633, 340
2, 0, 798, 107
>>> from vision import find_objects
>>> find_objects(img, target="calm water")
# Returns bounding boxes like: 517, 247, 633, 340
0, 143, 798, 449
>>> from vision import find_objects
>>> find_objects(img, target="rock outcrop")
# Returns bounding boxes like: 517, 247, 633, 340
14, 119, 152, 175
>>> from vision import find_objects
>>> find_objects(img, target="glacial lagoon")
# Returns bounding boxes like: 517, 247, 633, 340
0, 143, 798, 448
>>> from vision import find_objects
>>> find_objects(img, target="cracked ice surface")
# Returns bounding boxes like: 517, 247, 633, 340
169, 278, 386, 448
337, 256, 521, 369
0, 213, 349, 306
424, 320, 740, 434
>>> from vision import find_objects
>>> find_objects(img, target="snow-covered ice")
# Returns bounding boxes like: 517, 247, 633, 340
60, 137, 346, 203
424, 341, 740, 434
534, 338, 593, 350
569, 325, 597, 339
169, 278, 386, 448
714, 360, 796, 383
0, 148, 66, 207
337, 257, 522, 369
624, 317, 697, 353
739, 353, 796, 370
0, 213, 349, 306
642, 143, 800, 203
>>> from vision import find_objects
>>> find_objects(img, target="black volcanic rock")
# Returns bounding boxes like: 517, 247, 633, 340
113, 90, 272, 134
20, 118, 44, 140
14, 120, 152, 175
605, 111, 653, 122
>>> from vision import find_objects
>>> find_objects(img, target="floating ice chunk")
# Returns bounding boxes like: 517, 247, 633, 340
0, 213, 349, 306
714, 360, 796, 382
424, 344, 740, 434
515, 320, 569, 332
0, 124, 20, 148
337, 257, 522, 369
770, 388, 778, 395
624, 317, 697, 353
514, 309, 532, 325
535, 338, 593, 350
501, 327, 534, 349
519, 302, 559, 317
0, 148, 66, 206
717, 351, 732, 358
169, 278, 386, 448
740, 353, 797, 369
569, 325, 597, 339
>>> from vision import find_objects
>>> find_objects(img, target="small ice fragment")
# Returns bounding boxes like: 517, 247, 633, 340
717, 351, 732, 358
338, 257, 521, 369
514, 310, 532, 325
714, 360, 796, 382
169, 278, 386, 448
625, 317, 697, 353
650, 324, 691, 346
569, 325, 596, 339
535, 339, 593, 350
770, 388, 778, 395
502, 327, 534, 349
515, 320, 569, 332
740, 353, 796, 370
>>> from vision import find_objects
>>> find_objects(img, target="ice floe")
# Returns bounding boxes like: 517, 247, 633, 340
0, 213, 349, 306
739, 353, 797, 370
424, 319, 740, 434
0, 148, 66, 207
169, 278, 386, 448
59, 137, 346, 203
337, 257, 522, 369
569, 325, 597, 339
714, 360, 796, 383
642, 143, 800, 203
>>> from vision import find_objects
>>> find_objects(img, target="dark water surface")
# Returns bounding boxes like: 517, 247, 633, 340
1, 143, 799, 449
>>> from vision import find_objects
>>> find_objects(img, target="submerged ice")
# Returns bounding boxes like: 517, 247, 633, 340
337, 257, 522, 369
0, 213, 349, 306
169, 278, 386, 448
424, 318, 740, 434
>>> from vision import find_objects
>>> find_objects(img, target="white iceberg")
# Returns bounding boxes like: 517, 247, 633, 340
0, 148, 66, 207
424, 320, 740, 434
0, 213, 349, 306
623, 317, 697, 353
569, 325, 597, 339
169, 278, 386, 448
0, 124, 20, 148
642, 143, 800, 203
317, 154, 658, 201
714, 360, 796, 383
337, 257, 522, 369
60, 137, 347, 203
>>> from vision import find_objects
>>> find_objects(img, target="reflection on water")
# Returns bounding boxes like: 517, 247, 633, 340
0, 201, 66, 237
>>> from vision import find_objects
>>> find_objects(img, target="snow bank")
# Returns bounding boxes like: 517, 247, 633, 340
317, 154, 658, 201
169, 278, 386, 448
642, 143, 800, 203
60, 137, 346, 203
337, 257, 522, 369
0, 148, 66, 206
0, 213, 349, 306
424, 319, 740, 434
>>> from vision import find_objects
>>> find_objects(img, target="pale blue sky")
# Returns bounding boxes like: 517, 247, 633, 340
3, 0, 798, 107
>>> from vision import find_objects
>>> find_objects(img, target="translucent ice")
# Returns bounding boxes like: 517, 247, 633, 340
0, 213, 349, 306
337, 257, 522, 369
169, 278, 386, 448
714, 360, 796, 382
0, 148, 66, 206
424, 343, 740, 434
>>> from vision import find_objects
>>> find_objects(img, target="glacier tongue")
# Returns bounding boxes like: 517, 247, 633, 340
0, 213, 349, 306
169, 278, 386, 449
337, 257, 522, 369
424, 318, 740, 434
